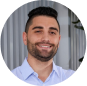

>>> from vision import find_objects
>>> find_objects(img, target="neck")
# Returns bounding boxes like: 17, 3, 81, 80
27, 53, 53, 82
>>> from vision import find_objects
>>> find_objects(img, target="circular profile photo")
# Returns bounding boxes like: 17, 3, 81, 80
0, 0, 86, 86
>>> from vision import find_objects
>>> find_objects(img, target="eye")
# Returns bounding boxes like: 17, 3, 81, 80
51, 32, 55, 34
35, 31, 55, 34
35, 31, 41, 33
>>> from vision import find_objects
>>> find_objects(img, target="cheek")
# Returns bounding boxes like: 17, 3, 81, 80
27, 34, 41, 44
52, 39, 59, 48
51, 37, 59, 44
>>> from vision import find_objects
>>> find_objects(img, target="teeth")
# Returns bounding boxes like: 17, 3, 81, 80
41, 46, 50, 48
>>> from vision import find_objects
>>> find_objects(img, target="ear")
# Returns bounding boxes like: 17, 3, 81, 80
59, 35, 61, 42
58, 35, 61, 48
22, 32, 27, 45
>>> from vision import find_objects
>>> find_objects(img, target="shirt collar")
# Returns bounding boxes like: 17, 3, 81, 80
20, 57, 60, 80
53, 61, 60, 77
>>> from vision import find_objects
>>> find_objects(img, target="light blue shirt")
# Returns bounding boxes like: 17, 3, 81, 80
12, 57, 75, 86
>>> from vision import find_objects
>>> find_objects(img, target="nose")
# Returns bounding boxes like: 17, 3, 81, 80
41, 32, 50, 43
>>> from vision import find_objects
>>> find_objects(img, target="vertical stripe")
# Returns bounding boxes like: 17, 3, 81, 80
76, 28, 80, 68
13, 9, 19, 68
70, 11, 74, 69
7, 15, 14, 70
24, 3, 28, 59
3, 23, 8, 65
18, 6, 25, 66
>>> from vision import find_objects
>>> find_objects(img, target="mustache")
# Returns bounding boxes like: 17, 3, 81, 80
35, 42, 54, 46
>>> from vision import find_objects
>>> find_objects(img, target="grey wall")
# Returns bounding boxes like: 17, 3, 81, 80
53, 2, 70, 69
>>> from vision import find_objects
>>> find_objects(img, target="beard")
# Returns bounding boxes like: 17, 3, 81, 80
27, 39, 58, 62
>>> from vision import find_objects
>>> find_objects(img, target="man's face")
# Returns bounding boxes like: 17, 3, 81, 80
23, 16, 61, 62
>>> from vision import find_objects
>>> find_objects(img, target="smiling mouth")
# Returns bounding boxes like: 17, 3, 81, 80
36, 44, 52, 50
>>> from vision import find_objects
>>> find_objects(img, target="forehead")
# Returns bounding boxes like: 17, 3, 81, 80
31, 16, 59, 28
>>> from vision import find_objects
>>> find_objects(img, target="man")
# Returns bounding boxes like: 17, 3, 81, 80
12, 7, 74, 85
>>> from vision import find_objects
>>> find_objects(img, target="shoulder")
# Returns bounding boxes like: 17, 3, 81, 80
62, 68, 75, 78
11, 66, 23, 79
56, 65, 75, 79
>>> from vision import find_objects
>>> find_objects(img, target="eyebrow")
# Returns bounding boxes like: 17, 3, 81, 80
32, 26, 58, 32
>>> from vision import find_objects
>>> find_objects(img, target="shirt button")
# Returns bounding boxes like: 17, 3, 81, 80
34, 72, 38, 77
34, 72, 36, 75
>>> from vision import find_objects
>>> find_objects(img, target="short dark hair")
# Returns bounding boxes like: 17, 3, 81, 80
25, 7, 60, 33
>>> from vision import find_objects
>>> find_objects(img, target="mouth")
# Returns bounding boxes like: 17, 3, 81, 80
36, 44, 52, 50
